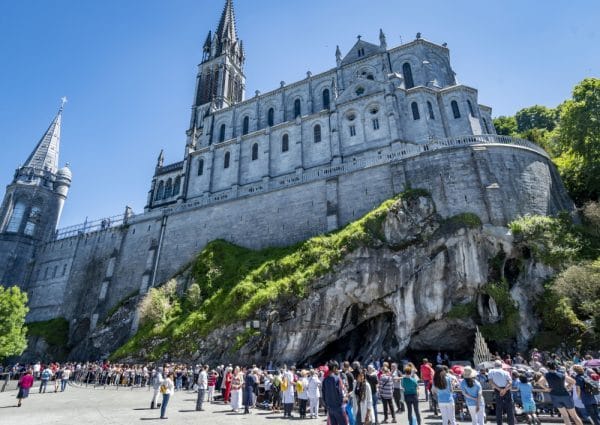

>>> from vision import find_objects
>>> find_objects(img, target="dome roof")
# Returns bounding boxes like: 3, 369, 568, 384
57, 164, 72, 180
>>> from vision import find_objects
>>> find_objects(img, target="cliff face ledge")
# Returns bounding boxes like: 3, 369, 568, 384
74, 195, 553, 363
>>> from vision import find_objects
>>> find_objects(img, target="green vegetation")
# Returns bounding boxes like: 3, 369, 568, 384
112, 191, 430, 360
27, 317, 70, 348
493, 78, 600, 205
479, 281, 520, 342
0, 285, 29, 361
232, 328, 261, 352
447, 301, 477, 319
437, 212, 482, 235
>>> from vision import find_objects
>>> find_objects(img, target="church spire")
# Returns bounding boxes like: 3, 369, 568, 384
216, 0, 237, 48
22, 97, 66, 174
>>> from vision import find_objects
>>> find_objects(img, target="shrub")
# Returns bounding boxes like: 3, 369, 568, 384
27, 317, 69, 348
479, 281, 519, 342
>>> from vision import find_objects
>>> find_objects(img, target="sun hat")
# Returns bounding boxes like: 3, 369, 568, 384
463, 367, 476, 379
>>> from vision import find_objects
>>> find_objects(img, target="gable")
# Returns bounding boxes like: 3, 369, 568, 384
341, 39, 381, 65
336, 78, 386, 104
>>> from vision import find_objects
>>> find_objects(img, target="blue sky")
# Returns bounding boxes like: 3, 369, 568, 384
0, 0, 598, 228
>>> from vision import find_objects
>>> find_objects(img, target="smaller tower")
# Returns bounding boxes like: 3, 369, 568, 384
379, 29, 387, 50
0, 99, 71, 287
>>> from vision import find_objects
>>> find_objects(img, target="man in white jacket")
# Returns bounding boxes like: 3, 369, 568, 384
196, 365, 208, 411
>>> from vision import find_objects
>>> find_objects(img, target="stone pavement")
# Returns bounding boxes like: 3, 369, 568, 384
0, 384, 449, 425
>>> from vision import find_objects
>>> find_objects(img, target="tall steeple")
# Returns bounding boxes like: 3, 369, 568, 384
22, 97, 66, 174
215, 0, 238, 54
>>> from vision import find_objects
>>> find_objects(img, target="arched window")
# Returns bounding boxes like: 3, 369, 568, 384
411, 102, 420, 120
314, 124, 322, 143
451, 100, 461, 119
251, 143, 259, 161
403, 63, 414, 89
242, 116, 249, 135
173, 176, 181, 196
282, 134, 289, 152
219, 124, 226, 143
6, 202, 26, 232
427, 101, 435, 120
294, 99, 301, 118
197, 158, 204, 176
268, 108, 274, 126
164, 178, 173, 198
24, 206, 41, 236
483, 118, 490, 133
467, 100, 475, 117
155, 181, 164, 201
366, 74, 375, 80
322, 89, 330, 110
224, 151, 230, 169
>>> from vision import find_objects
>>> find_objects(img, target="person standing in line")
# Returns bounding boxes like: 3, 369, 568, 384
159, 371, 174, 420
16, 369, 34, 408
151, 367, 164, 409
420, 359, 435, 401
281, 365, 296, 418
243, 367, 257, 414
403, 365, 421, 425
460, 367, 485, 425
488, 360, 515, 425
39, 365, 52, 393
196, 365, 208, 411
433, 366, 456, 425
61, 365, 71, 392
230, 366, 243, 413
297, 370, 309, 418
322, 361, 346, 425
540, 361, 583, 425
352, 368, 375, 425
574, 365, 600, 425
207, 369, 217, 403
366, 365, 380, 425
223, 367, 233, 404
307, 368, 321, 419
391, 363, 405, 413
379, 366, 396, 423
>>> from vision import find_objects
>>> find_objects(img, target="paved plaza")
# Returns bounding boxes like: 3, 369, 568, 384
0, 384, 449, 425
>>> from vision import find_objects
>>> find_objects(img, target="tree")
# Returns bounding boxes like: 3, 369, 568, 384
557, 78, 600, 203
0, 286, 29, 361
493, 115, 517, 136
515, 105, 558, 133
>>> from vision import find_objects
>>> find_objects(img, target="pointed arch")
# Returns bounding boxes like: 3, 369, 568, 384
5, 201, 26, 233
242, 115, 249, 135
411, 102, 420, 120
224, 151, 231, 169
451, 100, 461, 119
219, 123, 226, 142
173, 176, 181, 196
294, 99, 301, 118
322, 89, 330, 110
314, 124, 322, 143
155, 181, 164, 201
427, 101, 435, 119
403, 62, 414, 89
268, 108, 275, 126
197, 158, 204, 176
281, 134, 289, 152
164, 178, 173, 198
251, 143, 259, 161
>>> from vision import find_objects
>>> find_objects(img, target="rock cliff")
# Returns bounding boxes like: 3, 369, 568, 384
73, 193, 554, 363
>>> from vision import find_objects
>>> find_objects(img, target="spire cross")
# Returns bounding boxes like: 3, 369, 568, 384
357, 35, 362, 40
60, 96, 68, 111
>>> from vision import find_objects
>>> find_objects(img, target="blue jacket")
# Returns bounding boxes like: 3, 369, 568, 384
322, 374, 343, 408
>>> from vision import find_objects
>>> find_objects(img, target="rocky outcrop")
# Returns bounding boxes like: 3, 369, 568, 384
73, 194, 554, 363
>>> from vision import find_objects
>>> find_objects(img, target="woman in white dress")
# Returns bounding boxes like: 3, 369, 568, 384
230, 367, 244, 412
307, 369, 321, 419
352, 368, 375, 425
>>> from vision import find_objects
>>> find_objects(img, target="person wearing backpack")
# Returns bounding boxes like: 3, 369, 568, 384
39, 366, 52, 393
574, 365, 600, 425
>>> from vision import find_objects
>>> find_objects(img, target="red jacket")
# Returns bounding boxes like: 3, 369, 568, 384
420, 364, 434, 381
19, 374, 34, 389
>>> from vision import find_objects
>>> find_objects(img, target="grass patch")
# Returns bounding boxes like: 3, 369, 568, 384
27, 317, 69, 348
111, 191, 431, 360
232, 328, 261, 353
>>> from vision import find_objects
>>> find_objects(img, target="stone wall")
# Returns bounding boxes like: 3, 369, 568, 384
24, 141, 573, 353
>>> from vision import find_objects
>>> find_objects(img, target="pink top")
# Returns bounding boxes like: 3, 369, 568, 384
19, 374, 34, 389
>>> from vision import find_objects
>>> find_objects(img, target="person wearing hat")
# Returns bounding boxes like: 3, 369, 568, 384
460, 367, 485, 425
488, 359, 515, 425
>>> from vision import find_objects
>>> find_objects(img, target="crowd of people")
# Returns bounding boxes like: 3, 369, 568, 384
3, 348, 600, 424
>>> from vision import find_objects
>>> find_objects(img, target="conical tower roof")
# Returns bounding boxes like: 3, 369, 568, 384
23, 99, 65, 174
216, 0, 237, 44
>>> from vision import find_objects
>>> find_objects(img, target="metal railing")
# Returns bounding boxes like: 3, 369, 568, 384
54, 213, 128, 240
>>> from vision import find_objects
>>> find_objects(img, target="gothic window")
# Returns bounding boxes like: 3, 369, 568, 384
411, 102, 420, 120
483, 118, 490, 133
451, 100, 461, 118
219, 123, 226, 142
155, 181, 164, 201
427, 101, 435, 119
322, 89, 330, 110
224, 151, 230, 169
314, 124, 322, 143
6, 201, 25, 232
268, 108, 274, 126
467, 100, 475, 117
24, 206, 41, 236
294, 99, 301, 118
403, 63, 414, 89
242, 116, 249, 135
164, 178, 173, 198
349, 125, 357, 137
252, 143, 259, 161
173, 176, 181, 196
372, 118, 380, 130
357, 48, 365, 57
282, 134, 289, 152
197, 158, 204, 176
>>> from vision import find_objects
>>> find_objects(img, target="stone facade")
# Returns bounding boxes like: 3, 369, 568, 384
0, 1, 573, 356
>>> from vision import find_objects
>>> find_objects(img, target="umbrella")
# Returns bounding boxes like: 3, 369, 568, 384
585, 359, 600, 367
451, 365, 465, 376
